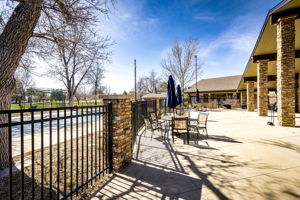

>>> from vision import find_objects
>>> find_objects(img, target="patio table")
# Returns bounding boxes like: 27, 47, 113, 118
160, 115, 174, 134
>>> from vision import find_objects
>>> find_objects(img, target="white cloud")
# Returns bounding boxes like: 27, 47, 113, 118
119, 13, 133, 20
197, 14, 261, 78
194, 15, 215, 21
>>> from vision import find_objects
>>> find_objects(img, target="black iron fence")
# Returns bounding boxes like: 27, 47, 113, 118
0, 104, 112, 200
131, 100, 156, 145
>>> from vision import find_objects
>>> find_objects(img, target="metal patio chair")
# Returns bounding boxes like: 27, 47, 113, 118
190, 112, 209, 138
171, 117, 189, 144
149, 112, 163, 126
144, 116, 163, 139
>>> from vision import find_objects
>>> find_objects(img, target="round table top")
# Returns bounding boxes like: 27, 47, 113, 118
160, 115, 173, 121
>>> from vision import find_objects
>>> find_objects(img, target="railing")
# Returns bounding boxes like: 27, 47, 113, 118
0, 104, 112, 200
131, 100, 156, 145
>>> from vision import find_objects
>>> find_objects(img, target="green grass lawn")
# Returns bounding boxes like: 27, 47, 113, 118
10, 100, 103, 110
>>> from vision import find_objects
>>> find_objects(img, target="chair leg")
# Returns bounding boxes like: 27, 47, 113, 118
172, 132, 174, 143
205, 128, 208, 137
187, 131, 189, 144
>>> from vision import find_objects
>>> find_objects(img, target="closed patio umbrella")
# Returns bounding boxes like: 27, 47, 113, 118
196, 89, 200, 103
177, 85, 183, 106
166, 75, 178, 115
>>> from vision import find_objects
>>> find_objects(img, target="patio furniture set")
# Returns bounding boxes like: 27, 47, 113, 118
143, 110, 209, 144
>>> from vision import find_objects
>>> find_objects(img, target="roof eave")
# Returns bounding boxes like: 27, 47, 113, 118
238, 0, 292, 90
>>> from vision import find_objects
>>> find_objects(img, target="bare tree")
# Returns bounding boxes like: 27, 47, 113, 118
136, 70, 162, 98
161, 38, 203, 92
74, 86, 86, 105
0, 0, 113, 169
47, 23, 111, 106
136, 76, 147, 99
158, 81, 168, 93
103, 85, 112, 95
86, 65, 106, 99
145, 70, 161, 93
14, 68, 35, 100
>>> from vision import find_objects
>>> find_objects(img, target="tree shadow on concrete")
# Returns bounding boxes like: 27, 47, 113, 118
186, 131, 242, 144
259, 139, 300, 154
89, 130, 300, 200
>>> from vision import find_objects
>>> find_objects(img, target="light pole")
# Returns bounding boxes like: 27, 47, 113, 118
134, 59, 137, 101
195, 55, 198, 102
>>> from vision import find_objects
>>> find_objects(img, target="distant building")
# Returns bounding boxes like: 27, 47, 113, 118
142, 93, 166, 112
186, 75, 242, 108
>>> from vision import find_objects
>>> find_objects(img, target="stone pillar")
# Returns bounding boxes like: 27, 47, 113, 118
257, 59, 269, 116
103, 95, 132, 172
296, 77, 300, 113
233, 93, 237, 99
241, 91, 247, 106
200, 94, 204, 103
247, 81, 255, 112
276, 16, 296, 127
156, 99, 161, 114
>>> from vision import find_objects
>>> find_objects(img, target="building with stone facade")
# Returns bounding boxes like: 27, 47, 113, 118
142, 93, 166, 113
238, 0, 300, 127
186, 75, 242, 109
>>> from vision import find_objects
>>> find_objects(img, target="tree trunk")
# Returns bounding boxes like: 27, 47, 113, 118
0, 2, 42, 169
68, 92, 74, 107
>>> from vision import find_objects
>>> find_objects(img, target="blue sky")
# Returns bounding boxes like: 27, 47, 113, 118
35, 0, 282, 93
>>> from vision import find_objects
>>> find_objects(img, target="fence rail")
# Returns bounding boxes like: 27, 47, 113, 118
131, 100, 156, 145
0, 104, 112, 200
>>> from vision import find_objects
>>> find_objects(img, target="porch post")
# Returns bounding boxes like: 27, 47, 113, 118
247, 81, 255, 112
276, 16, 296, 126
257, 59, 269, 116
241, 91, 247, 108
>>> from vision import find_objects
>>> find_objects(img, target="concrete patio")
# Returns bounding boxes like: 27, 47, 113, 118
89, 109, 300, 200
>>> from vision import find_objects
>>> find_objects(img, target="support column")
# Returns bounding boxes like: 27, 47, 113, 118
200, 94, 204, 103
276, 16, 296, 126
156, 99, 160, 114
247, 81, 255, 112
297, 77, 300, 112
241, 91, 247, 107
257, 59, 269, 116
103, 95, 132, 172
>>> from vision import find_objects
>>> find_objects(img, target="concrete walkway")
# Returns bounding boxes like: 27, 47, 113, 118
89, 109, 300, 200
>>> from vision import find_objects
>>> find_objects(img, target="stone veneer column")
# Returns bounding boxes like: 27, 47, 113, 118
208, 94, 211, 103
103, 95, 132, 172
257, 59, 269, 116
156, 99, 160, 114
297, 77, 300, 112
200, 94, 204, 103
276, 16, 296, 127
241, 91, 247, 106
247, 81, 255, 112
